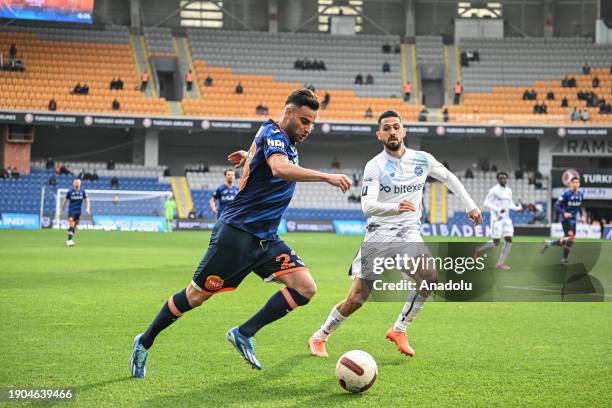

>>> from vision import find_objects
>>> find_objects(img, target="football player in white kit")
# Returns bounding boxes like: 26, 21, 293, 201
308, 111, 482, 358
475, 172, 522, 270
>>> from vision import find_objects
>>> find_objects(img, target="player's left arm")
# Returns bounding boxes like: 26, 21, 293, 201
427, 154, 482, 225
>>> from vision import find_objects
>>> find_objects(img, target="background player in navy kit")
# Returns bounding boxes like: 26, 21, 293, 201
130, 88, 352, 377
542, 176, 584, 263
60, 178, 90, 247
209, 168, 239, 218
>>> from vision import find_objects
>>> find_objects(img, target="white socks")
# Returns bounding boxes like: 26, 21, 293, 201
394, 289, 427, 332
313, 306, 346, 340
498, 242, 512, 264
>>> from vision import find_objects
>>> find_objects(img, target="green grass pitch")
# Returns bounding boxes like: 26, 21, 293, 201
0, 230, 610, 407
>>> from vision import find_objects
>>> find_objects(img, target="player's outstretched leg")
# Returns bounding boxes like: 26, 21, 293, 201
130, 286, 208, 378
309, 278, 372, 358
388, 264, 437, 357
475, 239, 499, 258
229, 269, 316, 369
496, 237, 512, 270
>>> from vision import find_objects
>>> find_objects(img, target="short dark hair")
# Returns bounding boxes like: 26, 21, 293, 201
496, 171, 509, 179
377, 110, 401, 127
285, 88, 320, 110
224, 168, 235, 176
570, 176, 580, 182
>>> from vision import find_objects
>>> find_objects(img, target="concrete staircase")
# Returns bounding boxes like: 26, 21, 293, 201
170, 176, 193, 218
130, 34, 157, 98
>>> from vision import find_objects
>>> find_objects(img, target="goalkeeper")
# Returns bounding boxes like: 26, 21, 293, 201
164, 195, 177, 232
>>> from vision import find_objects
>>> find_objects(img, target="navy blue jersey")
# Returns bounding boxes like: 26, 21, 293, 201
554, 189, 583, 223
66, 188, 87, 214
220, 120, 298, 240
212, 183, 239, 216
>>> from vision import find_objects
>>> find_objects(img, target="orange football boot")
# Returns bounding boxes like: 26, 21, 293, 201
386, 326, 415, 357
308, 336, 329, 358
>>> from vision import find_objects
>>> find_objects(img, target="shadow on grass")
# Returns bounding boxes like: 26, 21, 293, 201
143, 353, 372, 407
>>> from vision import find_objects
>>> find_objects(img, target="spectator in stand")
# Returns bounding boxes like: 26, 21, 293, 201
321, 92, 330, 110
394, 44, 401, 54
81, 83, 89, 95
460, 50, 469, 67
365, 73, 374, 85
188, 208, 197, 219
73, 83, 82, 94
464, 168, 474, 179
592, 76, 599, 88
568, 77, 576, 87
382, 43, 391, 53
454, 81, 463, 104
522, 89, 530, 100
110, 78, 117, 89
204, 75, 213, 86
569, 106, 579, 121
580, 108, 590, 122
140, 71, 149, 92
235, 82, 243, 94
442, 106, 449, 122
294, 58, 302, 69
546, 90, 555, 100
112, 99, 120, 110
45, 157, 54, 169
48, 174, 57, 186
582, 62, 590, 75
117, 78, 124, 90
354, 73, 363, 85
110, 176, 119, 188
331, 157, 341, 169
107, 159, 115, 170
561, 76, 568, 87
515, 167, 524, 180
255, 102, 268, 116
91, 171, 99, 181
382, 61, 390, 73
418, 107, 428, 122
403, 81, 412, 102
185, 70, 194, 92
533, 103, 540, 114
540, 102, 548, 114
364, 106, 373, 118
9, 43, 16, 63
561, 96, 568, 107
48, 97, 57, 111
529, 89, 537, 100
1, 167, 8, 179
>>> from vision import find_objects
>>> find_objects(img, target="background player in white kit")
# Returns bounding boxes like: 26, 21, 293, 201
308, 111, 482, 358
475, 172, 522, 270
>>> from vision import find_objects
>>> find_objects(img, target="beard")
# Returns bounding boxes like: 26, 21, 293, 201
383, 138, 402, 151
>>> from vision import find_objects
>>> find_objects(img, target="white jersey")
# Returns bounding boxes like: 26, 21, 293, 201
360, 148, 477, 231
350, 148, 478, 279
483, 184, 521, 221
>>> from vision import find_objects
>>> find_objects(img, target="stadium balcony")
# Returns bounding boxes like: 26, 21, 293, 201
452, 37, 612, 124
0, 27, 167, 115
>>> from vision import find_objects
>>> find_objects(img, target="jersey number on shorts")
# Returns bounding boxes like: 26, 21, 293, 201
276, 254, 295, 270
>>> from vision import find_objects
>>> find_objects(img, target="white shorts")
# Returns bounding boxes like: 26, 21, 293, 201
491, 218, 514, 239
349, 226, 426, 280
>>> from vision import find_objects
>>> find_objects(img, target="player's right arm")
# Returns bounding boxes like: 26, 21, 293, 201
267, 154, 352, 193
554, 193, 571, 219
209, 189, 218, 214
483, 187, 504, 213
360, 160, 416, 216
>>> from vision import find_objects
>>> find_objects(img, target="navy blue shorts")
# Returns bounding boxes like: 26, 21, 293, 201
561, 220, 576, 237
191, 221, 306, 295
68, 212, 81, 221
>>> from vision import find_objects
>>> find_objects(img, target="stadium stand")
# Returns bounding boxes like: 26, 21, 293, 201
451, 37, 612, 124
0, 161, 171, 216
143, 27, 176, 56
183, 29, 422, 121
0, 26, 168, 114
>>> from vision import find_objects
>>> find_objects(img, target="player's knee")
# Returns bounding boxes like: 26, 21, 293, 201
504, 236, 512, 243
294, 280, 317, 300
186, 285, 209, 307
493, 239, 501, 246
